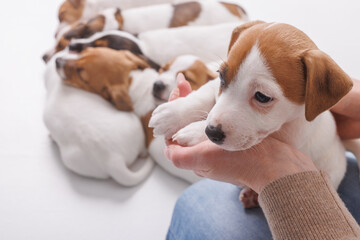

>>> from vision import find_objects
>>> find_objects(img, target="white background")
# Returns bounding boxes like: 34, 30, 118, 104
0, 0, 359, 239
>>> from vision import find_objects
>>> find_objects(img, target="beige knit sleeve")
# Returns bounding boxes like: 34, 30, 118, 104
258, 171, 360, 240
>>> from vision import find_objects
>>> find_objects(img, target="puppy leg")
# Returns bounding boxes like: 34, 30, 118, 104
239, 187, 259, 208
149, 79, 220, 139
173, 120, 208, 146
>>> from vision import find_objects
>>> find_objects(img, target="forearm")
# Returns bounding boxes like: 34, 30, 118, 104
259, 171, 360, 240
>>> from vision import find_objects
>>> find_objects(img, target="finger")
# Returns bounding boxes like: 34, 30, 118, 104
176, 73, 192, 97
168, 87, 180, 101
334, 116, 360, 139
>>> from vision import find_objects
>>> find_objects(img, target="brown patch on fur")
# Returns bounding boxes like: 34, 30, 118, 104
58, 0, 85, 23
169, 1, 201, 28
223, 21, 267, 87
141, 111, 155, 147
86, 15, 106, 35
220, 2, 247, 19
302, 50, 353, 121
115, 8, 124, 29
60, 48, 150, 111
180, 60, 218, 90
225, 21, 353, 121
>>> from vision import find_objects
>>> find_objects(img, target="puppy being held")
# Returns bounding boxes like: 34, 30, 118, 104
150, 21, 360, 208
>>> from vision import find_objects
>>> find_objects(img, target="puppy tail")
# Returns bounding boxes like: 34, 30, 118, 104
106, 154, 155, 187
342, 139, 360, 171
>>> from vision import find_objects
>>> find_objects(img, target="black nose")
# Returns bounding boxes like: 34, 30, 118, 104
152, 80, 166, 98
205, 124, 225, 145
42, 54, 49, 63
69, 42, 85, 52
55, 57, 65, 69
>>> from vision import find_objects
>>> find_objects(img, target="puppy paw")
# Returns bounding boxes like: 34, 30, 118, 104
239, 187, 259, 209
149, 98, 197, 139
172, 121, 208, 146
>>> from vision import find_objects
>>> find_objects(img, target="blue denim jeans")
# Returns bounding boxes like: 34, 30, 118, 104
167, 156, 360, 240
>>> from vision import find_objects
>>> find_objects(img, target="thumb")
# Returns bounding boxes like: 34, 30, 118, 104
177, 73, 192, 97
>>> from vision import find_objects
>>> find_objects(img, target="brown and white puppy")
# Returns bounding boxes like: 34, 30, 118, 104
56, 48, 216, 183
48, 1, 247, 62
150, 21, 360, 207
57, 0, 246, 34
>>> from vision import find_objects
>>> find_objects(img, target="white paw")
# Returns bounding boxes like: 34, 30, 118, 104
149, 100, 186, 139
172, 121, 208, 146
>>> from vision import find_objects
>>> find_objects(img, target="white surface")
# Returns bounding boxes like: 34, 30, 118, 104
0, 0, 359, 240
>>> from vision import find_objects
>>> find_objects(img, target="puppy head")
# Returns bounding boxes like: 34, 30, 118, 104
44, 9, 124, 63
153, 55, 217, 102
55, 47, 150, 111
206, 21, 353, 151
58, 0, 85, 24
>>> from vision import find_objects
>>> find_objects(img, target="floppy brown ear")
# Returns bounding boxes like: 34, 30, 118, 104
228, 20, 264, 53
302, 50, 353, 121
107, 85, 133, 111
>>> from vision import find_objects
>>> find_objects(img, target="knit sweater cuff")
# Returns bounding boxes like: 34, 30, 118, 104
259, 171, 360, 240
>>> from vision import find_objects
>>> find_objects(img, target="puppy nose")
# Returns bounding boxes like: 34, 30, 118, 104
42, 54, 49, 63
205, 124, 225, 145
55, 57, 65, 69
152, 80, 166, 96
69, 42, 84, 52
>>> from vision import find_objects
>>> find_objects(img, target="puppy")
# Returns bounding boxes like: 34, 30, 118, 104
56, 0, 183, 32
59, 22, 242, 66
44, 49, 154, 186
46, 2, 247, 62
150, 21, 360, 207
55, 48, 216, 183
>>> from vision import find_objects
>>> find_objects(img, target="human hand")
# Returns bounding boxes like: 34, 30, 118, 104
165, 74, 317, 193
331, 78, 360, 139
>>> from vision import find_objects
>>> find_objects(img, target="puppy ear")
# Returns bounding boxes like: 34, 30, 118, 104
302, 50, 353, 121
86, 15, 106, 37
64, 23, 89, 39
106, 85, 134, 111
124, 51, 150, 70
228, 20, 264, 53
115, 8, 124, 29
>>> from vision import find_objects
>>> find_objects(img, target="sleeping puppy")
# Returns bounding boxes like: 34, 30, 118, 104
57, 0, 187, 27
49, 22, 241, 65
150, 21, 360, 207
57, 0, 246, 34
47, 1, 247, 62
55, 48, 217, 183
43, 49, 155, 186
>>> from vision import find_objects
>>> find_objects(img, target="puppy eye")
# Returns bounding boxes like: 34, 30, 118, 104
255, 91, 273, 103
217, 70, 226, 88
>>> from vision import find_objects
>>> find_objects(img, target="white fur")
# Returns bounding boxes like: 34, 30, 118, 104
122, 4, 173, 34
139, 22, 243, 65
102, 8, 121, 31
150, 43, 355, 189
44, 50, 203, 184
81, 0, 193, 22
43, 50, 154, 186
